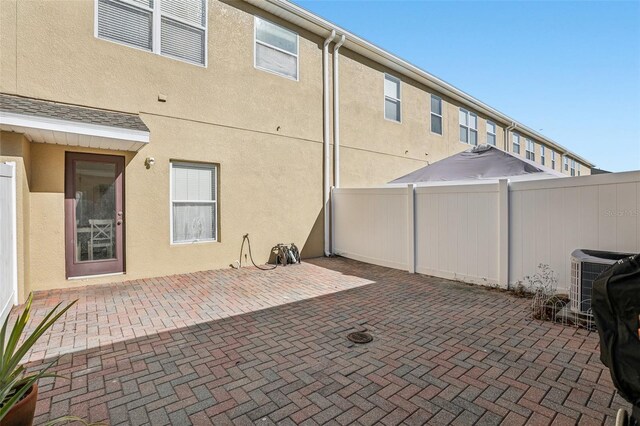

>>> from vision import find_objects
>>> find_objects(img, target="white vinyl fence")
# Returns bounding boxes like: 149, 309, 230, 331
0, 162, 17, 323
332, 187, 410, 271
333, 171, 640, 293
509, 171, 640, 292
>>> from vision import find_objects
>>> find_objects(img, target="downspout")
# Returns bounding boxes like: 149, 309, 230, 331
333, 34, 346, 189
323, 29, 336, 257
504, 122, 516, 152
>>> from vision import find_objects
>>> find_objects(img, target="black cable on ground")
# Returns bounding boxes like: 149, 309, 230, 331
239, 234, 277, 271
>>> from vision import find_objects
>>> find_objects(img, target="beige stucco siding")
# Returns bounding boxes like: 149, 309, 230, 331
0, 0, 594, 295
4, 1, 323, 144
338, 50, 485, 171
24, 115, 329, 292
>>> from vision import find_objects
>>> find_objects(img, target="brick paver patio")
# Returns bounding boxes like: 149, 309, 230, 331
21, 257, 625, 425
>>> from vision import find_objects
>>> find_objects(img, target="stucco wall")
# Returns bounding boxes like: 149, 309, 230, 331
0, 0, 592, 294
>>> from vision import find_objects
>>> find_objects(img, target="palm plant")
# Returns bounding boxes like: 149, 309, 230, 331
0, 294, 76, 421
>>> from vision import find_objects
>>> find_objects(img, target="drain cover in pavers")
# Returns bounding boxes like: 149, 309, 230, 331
347, 331, 373, 344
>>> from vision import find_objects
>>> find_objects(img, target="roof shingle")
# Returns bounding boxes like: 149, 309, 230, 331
0, 93, 149, 132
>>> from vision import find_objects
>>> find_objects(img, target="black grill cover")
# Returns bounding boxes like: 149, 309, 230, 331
592, 253, 640, 414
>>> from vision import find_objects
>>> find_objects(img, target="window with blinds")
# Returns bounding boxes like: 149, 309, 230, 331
384, 74, 401, 122
171, 162, 217, 243
96, 0, 207, 66
254, 17, 299, 80
512, 133, 521, 154
430, 95, 442, 135
459, 108, 477, 145
525, 139, 535, 161
486, 121, 496, 146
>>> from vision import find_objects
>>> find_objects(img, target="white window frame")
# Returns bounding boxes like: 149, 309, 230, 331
577, 163, 581, 176
540, 145, 546, 166
551, 150, 556, 169
512, 133, 521, 154
459, 108, 477, 145
430, 95, 443, 135
253, 16, 299, 81
384, 74, 402, 123
525, 138, 535, 161
571, 158, 576, 176
564, 155, 569, 171
94, 0, 208, 67
486, 120, 496, 146
170, 161, 218, 245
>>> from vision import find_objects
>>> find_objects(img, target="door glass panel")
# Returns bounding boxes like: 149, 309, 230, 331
74, 161, 117, 262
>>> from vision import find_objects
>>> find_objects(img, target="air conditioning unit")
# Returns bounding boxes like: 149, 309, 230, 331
570, 249, 633, 313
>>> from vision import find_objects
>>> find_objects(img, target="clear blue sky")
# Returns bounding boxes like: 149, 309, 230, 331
296, 0, 640, 172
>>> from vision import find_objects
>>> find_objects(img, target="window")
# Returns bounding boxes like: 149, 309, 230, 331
254, 17, 298, 80
430, 95, 443, 135
96, 0, 207, 66
512, 133, 520, 154
459, 109, 477, 145
564, 155, 569, 171
171, 162, 217, 243
577, 163, 581, 176
486, 121, 496, 146
540, 145, 546, 165
525, 139, 535, 161
384, 75, 401, 122
571, 159, 576, 176
551, 150, 556, 169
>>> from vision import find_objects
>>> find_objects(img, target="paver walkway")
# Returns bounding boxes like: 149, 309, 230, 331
21, 258, 624, 425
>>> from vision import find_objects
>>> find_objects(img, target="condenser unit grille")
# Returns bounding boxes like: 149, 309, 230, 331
570, 249, 632, 314
579, 262, 611, 313
570, 258, 581, 312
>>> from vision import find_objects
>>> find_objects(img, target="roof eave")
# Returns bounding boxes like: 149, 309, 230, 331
0, 111, 149, 152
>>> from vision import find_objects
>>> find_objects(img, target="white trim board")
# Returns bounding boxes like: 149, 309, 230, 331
0, 111, 149, 152
0, 111, 149, 143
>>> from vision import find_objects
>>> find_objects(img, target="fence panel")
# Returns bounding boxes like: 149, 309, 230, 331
332, 171, 639, 293
333, 187, 408, 270
509, 171, 640, 292
414, 184, 500, 285
0, 162, 17, 324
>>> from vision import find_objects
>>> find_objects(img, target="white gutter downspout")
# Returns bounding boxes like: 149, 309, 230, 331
504, 122, 516, 152
323, 29, 336, 257
333, 34, 346, 188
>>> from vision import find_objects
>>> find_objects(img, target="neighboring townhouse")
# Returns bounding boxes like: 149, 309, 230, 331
0, 0, 594, 300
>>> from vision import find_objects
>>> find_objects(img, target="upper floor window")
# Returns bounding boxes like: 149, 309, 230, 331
96, 0, 207, 66
571, 159, 576, 176
525, 139, 535, 161
384, 75, 401, 122
577, 163, 581, 176
540, 145, 546, 166
486, 121, 496, 146
551, 150, 556, 169
254, 17, 299, 80
512, 133, 521, 154
430, 95, 443, 135
459, 109, 477, 145
564, 155, 569, 171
